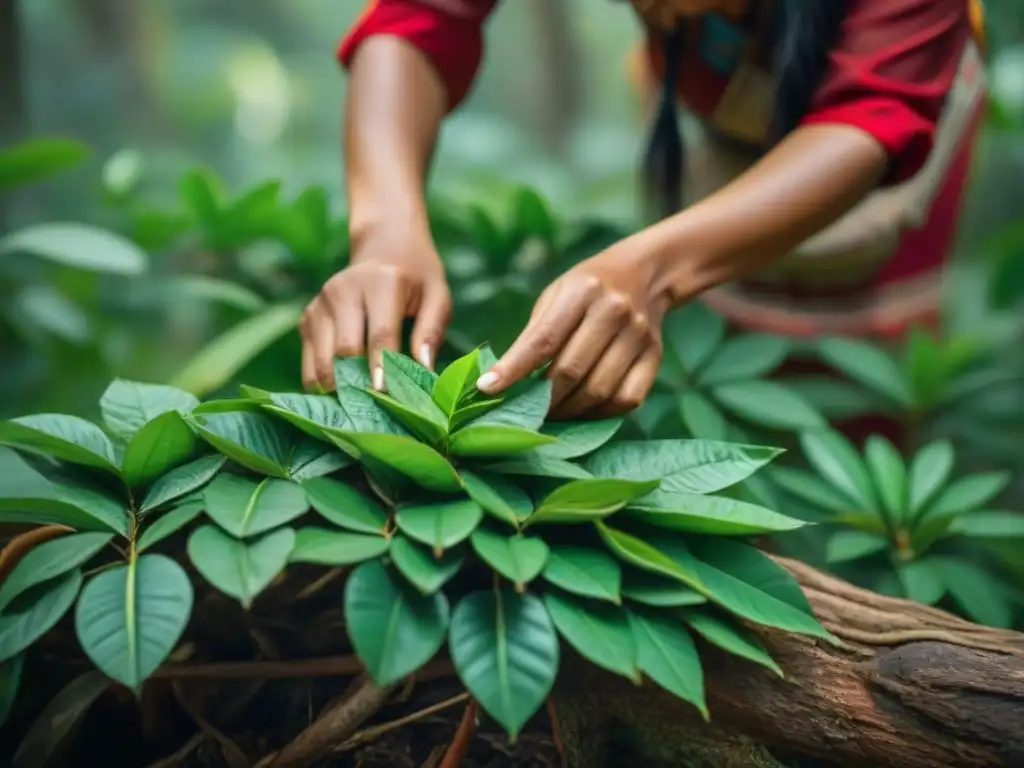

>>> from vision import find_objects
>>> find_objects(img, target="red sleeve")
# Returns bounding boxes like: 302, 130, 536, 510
801, 0, 976, 183
338, 0, 496, 111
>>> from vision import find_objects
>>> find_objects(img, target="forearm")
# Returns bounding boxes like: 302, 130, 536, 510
647, 124, 889, 305
345, 36, 448, 248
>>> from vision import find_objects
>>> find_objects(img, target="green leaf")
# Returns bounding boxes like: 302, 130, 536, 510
542, 546, 622, 603
160, 275, 266, 313
262, 393, 354, 440
711, 380, 825, 430
345, 560, 449, 685
922, 472, 1009, 521
532, 419, 622, 460
948, 511, 1024, 539
383, 349, 439, 394
302, 477, 388, 534
826, 530, 889, 563
190, 411, 295, 478
679, 390, 729, 441
907, 440, 955, 518
0, 137, 89, 192
897, 558, 945, 605
934, 557, 1013, 627
10, 671, 109, 768
171, 302, 303, 397
664, 302, 725, 374
770, 466, 855, 515
370, 371, 445, 443
697, 334, 790, 385
137, 502, 204, 552
449, 590, 558, 737
778, 377, 889, 419
448, 425, 555, 457
180, 167, 222, 229
487, 454, 593, 480
0, 415, 118, 473
584, 440, 781, 494
289, 527, 389, 565
509, 186, 556, 244
530, 478, 660, 525
433, 349, 481, 418
470, 380, 552, 432
799, 430, 877, 514
0, 532, 110, 613
187, 525, 295, 607
450, 397, 505, 431
688, 538, 828, 638
0, 654, 23, 729
817, 337, 912, 406
286, 439, 350, 480
396, 498, 483, 554
335, 386, 408, 438
204, 474, 308, 539
625, 490, 807, 535
544, 591, 637, 681
340, 432, 462, 492
864, 436, 907, 524
74, 555, 192, 692
334, 357, 373, 389
627, 608, 707, 718
595, 523, 706, 593
139, 455, 224, 516
471, 528, 548, 588
99, 380, 199, 440
0, 222, 148, 276
390, 536, 464, 595
621, 569, 706, 607
0, 570, 82, 663
681, 609, 783, 677
121, 411, 197, 487
461, 470, 532, 527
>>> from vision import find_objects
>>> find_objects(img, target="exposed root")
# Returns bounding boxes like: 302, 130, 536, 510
439, 698, 477, 768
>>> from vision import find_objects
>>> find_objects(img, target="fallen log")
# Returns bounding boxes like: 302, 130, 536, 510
552, 556, 1024, 768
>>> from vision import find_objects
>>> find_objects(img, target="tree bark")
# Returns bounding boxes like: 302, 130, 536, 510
553, 556, 1024, 768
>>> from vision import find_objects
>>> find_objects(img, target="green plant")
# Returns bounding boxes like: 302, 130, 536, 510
773, 429, 1023, 627
0, 347, 828, 741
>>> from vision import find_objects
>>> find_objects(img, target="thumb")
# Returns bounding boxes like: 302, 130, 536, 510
410, 280, 452, 371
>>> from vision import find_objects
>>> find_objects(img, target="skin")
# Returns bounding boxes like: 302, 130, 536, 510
302, 32, 888, 417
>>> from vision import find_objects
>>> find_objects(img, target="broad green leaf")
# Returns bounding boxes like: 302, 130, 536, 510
433, 349, 480, 418
0, 654, 22, 729
664, 302, 725, 374
450, 397, 504, 431
510, 186, 556, 243
0, 137, 89, 192
478, 344, 500, 371
800, 430, 877, 514
137, 502, 204, 552
289, 527, 389, 565
0, 222, 148, 276
595, 523, 706, 593
778, 377, 889, 419
817, 337, 912, 406
907, 440, 955, 518
396, 498, 483, 554
390, 536, 464, 595
681, 609, 782, 677
187, 525, 295, 607
448, 425, 555, 457
190, 411, 295, 477
627, 607, 707, 718
679, 391, 728, 441
922, 472, 1009, 521
948, 511, 1024, 539
0, 571, 82, 663
542, 546, 622, 603
621, 569, 706, 607
139, 455, 224, 515
335, 386, 409, 437
584, 440, 781, 494
449, 590, 558, 737
334, 356, 373, 389
934, 557, 1013, 627
771, 465, 856, 515
826, 530, 889, 563
0, 533, 111, 613
865, 436, 907, 524
121, 411, 197, 487
171, 302, 303, 397
530, 478, 660, 524
75, 555, 192, 692
339, 432, 462, 492
345, 560, 449, 685
287, 440, 351, 480
302, 477, 388, 534
204, 474, 308, 538
470, 379, 552, 432
626, 490, 806, 535
712, 380, 825, 430
544, 591, 637, 681
0, 415, 117, 473
897, 558, 945, 604
470, 528, 548, 588
364, 389, 448, 445
697, 334, 790, 385
532, 419, 622, 460
383, 350, 438, 392
688, 538, 828, 638
487, 455, 593, 480
262, 393, 354, 440
633, 393, 675, 437
179, 167, 222, 228
160, 275, 265, 313
99, 380, 199, 440
461, 470, 532, 527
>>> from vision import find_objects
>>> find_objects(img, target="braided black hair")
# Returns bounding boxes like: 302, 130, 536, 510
640, 1, 849, 221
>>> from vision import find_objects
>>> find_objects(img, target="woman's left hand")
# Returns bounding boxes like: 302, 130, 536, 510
476, 239, 672, 419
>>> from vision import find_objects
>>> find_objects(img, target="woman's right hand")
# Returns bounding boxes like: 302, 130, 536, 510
300, 228, 451, 392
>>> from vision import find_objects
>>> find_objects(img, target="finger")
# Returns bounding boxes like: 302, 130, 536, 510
326, 283, 366, 359
304, 297, 337, 391
548, 293, 636, 408
410, 280, 451, 371
554, 326, 647, 419
366, 275, 407, 391
477, 281, 591, 395
301, 334, 318, 392
587, 346, 662, 419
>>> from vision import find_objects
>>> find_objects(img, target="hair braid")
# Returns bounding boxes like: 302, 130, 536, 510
641, 21, 686, 222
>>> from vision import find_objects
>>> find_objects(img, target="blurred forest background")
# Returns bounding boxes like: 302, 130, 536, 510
2, 0, 1024, 418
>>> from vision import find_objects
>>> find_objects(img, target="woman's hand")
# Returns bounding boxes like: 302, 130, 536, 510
477, 237, 672, 419
300, 229, 451, 392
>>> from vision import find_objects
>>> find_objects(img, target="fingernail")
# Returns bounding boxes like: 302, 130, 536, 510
373, 366, 385, 391
477, 371, 499, 392
419, 344, 432, 370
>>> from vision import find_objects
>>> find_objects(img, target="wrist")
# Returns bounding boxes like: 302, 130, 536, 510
348, 195, 433, 258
